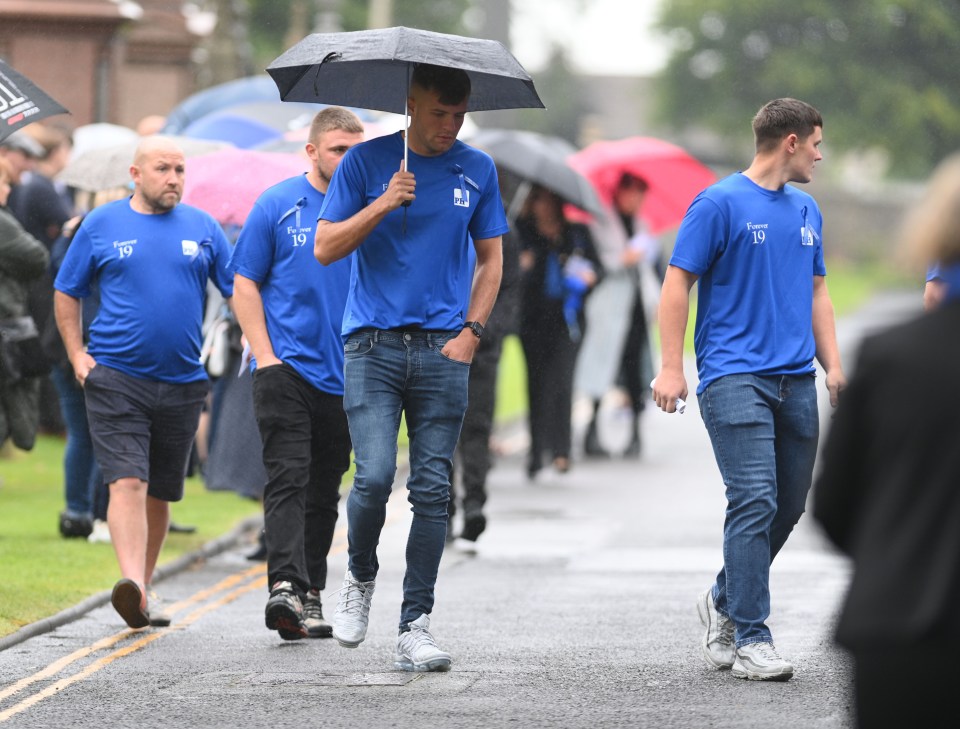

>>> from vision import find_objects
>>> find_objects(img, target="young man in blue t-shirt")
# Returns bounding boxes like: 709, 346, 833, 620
315, 64, 507, 671
54, 136, 233, 630
230, 107, 364, 641
653, 99, 846, 681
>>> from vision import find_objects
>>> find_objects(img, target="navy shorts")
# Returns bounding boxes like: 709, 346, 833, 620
83, 364, 209, 502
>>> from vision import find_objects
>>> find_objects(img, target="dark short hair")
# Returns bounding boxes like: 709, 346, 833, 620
617, 172, 649, 192
411, 64, 471, 106
752, 98, 823, 153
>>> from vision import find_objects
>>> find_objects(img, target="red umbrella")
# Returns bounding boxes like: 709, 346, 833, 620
567, 137, 716, 234
181, 148, 309, 227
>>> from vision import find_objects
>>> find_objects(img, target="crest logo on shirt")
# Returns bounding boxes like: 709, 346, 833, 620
453, 188, 470, 208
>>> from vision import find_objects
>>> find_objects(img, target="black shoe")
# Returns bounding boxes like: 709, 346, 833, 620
246, 542, 268, 561
526, 454, 542, 481
246, 529, 268, 561
623, 419, 642, 458
265, 581, 307, 640
168, 521, 197, 534
459, 513, 487, 542
59, 512, 93, 538
583, 421, 610, 459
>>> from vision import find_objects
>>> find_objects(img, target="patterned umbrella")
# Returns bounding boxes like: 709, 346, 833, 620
0, 59, 68, 141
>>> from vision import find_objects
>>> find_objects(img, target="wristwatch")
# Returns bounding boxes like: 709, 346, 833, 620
463, 321, 484, 339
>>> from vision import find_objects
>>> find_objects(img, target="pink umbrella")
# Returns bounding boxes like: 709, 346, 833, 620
567, 137, 716, 234
182, 148, 310, 227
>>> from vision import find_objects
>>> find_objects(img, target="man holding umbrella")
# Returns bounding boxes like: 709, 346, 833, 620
315, 64, 507, 671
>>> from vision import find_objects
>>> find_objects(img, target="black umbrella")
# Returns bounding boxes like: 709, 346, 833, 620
0, 58, 69, 142
466, 128, 604, 217
267, 27, 544, 167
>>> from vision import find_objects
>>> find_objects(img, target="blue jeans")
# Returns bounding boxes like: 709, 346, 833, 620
50, 363, 100, 517
343, 329, 469, 631
698, 373, 819, 646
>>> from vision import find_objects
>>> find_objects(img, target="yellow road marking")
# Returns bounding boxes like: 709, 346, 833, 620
0, 492, 409, 723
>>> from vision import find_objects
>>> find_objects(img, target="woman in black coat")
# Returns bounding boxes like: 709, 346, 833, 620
813, 153, 960, 729
517, 185, 601, 479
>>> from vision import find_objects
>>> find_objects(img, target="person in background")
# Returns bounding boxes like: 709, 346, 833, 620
231, 107, 363, 641
448, 221, 520, 548
315, 64, 506, 672
45, 187, 128, 540
813, 152, 960, 728
0, 156, 49, 452
54, 137, 233, 629
575, 172, 659, 459
517, 184, 600, 480
653, 98, 845, 681
922, 263, 945, 311
12, 124, 74, 439
0, 130, 41, 189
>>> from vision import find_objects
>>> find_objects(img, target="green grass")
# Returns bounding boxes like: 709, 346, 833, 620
0, 256, 911, 638
0, 437, 262, 637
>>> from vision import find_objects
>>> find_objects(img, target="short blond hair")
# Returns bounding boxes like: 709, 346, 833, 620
901, 152, 960, 269
308, 107, 364, 146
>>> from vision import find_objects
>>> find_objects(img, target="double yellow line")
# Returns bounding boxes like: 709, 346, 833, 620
0, 485, 410, 724
0, 562, 269, 724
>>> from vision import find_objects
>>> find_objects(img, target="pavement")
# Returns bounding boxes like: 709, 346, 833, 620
0, 290, 923, 729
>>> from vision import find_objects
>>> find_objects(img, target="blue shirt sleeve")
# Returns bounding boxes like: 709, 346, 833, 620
54, 217, 96, 299
669, 194, 726, 276
231, 198, 276, 284
208, 221, 235, 298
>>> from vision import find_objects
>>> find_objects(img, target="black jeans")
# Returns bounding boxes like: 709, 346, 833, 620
451, 322, 505, 521
252, 364, 351, 595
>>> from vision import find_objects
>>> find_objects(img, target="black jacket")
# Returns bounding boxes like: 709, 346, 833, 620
813, 299, 960, 647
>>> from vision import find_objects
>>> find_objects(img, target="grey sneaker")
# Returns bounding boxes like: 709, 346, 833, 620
732, 641, 794, 681
146, 587, 172, 627
265, 580, 307, 640
303, 589, 332, 638
697, 588, 735, 669
332, 570, 376, 648
394, 614, 452, 672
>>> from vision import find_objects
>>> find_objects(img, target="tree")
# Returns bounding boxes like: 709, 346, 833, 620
247, 0, 472, 70
654, 0, 960, 178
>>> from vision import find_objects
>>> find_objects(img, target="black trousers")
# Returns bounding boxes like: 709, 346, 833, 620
252, 364, 351, 594
520, 316, 579, 466
451, 323, 506, 520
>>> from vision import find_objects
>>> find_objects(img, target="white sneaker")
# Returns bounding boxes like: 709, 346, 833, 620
87, 519, 111, 544
394, 614, 451, 672
331, 570, 375, 648
732, 641, 794, 681
696, 588, 735, 669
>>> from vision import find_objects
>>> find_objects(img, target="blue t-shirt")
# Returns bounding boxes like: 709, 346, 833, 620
54, 198, 234, 383
230, 174, 350, 395
318, 131, 509, 336
670, 172, 827, 394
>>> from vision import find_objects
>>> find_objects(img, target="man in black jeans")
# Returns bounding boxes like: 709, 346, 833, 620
230, 108, 364, 639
